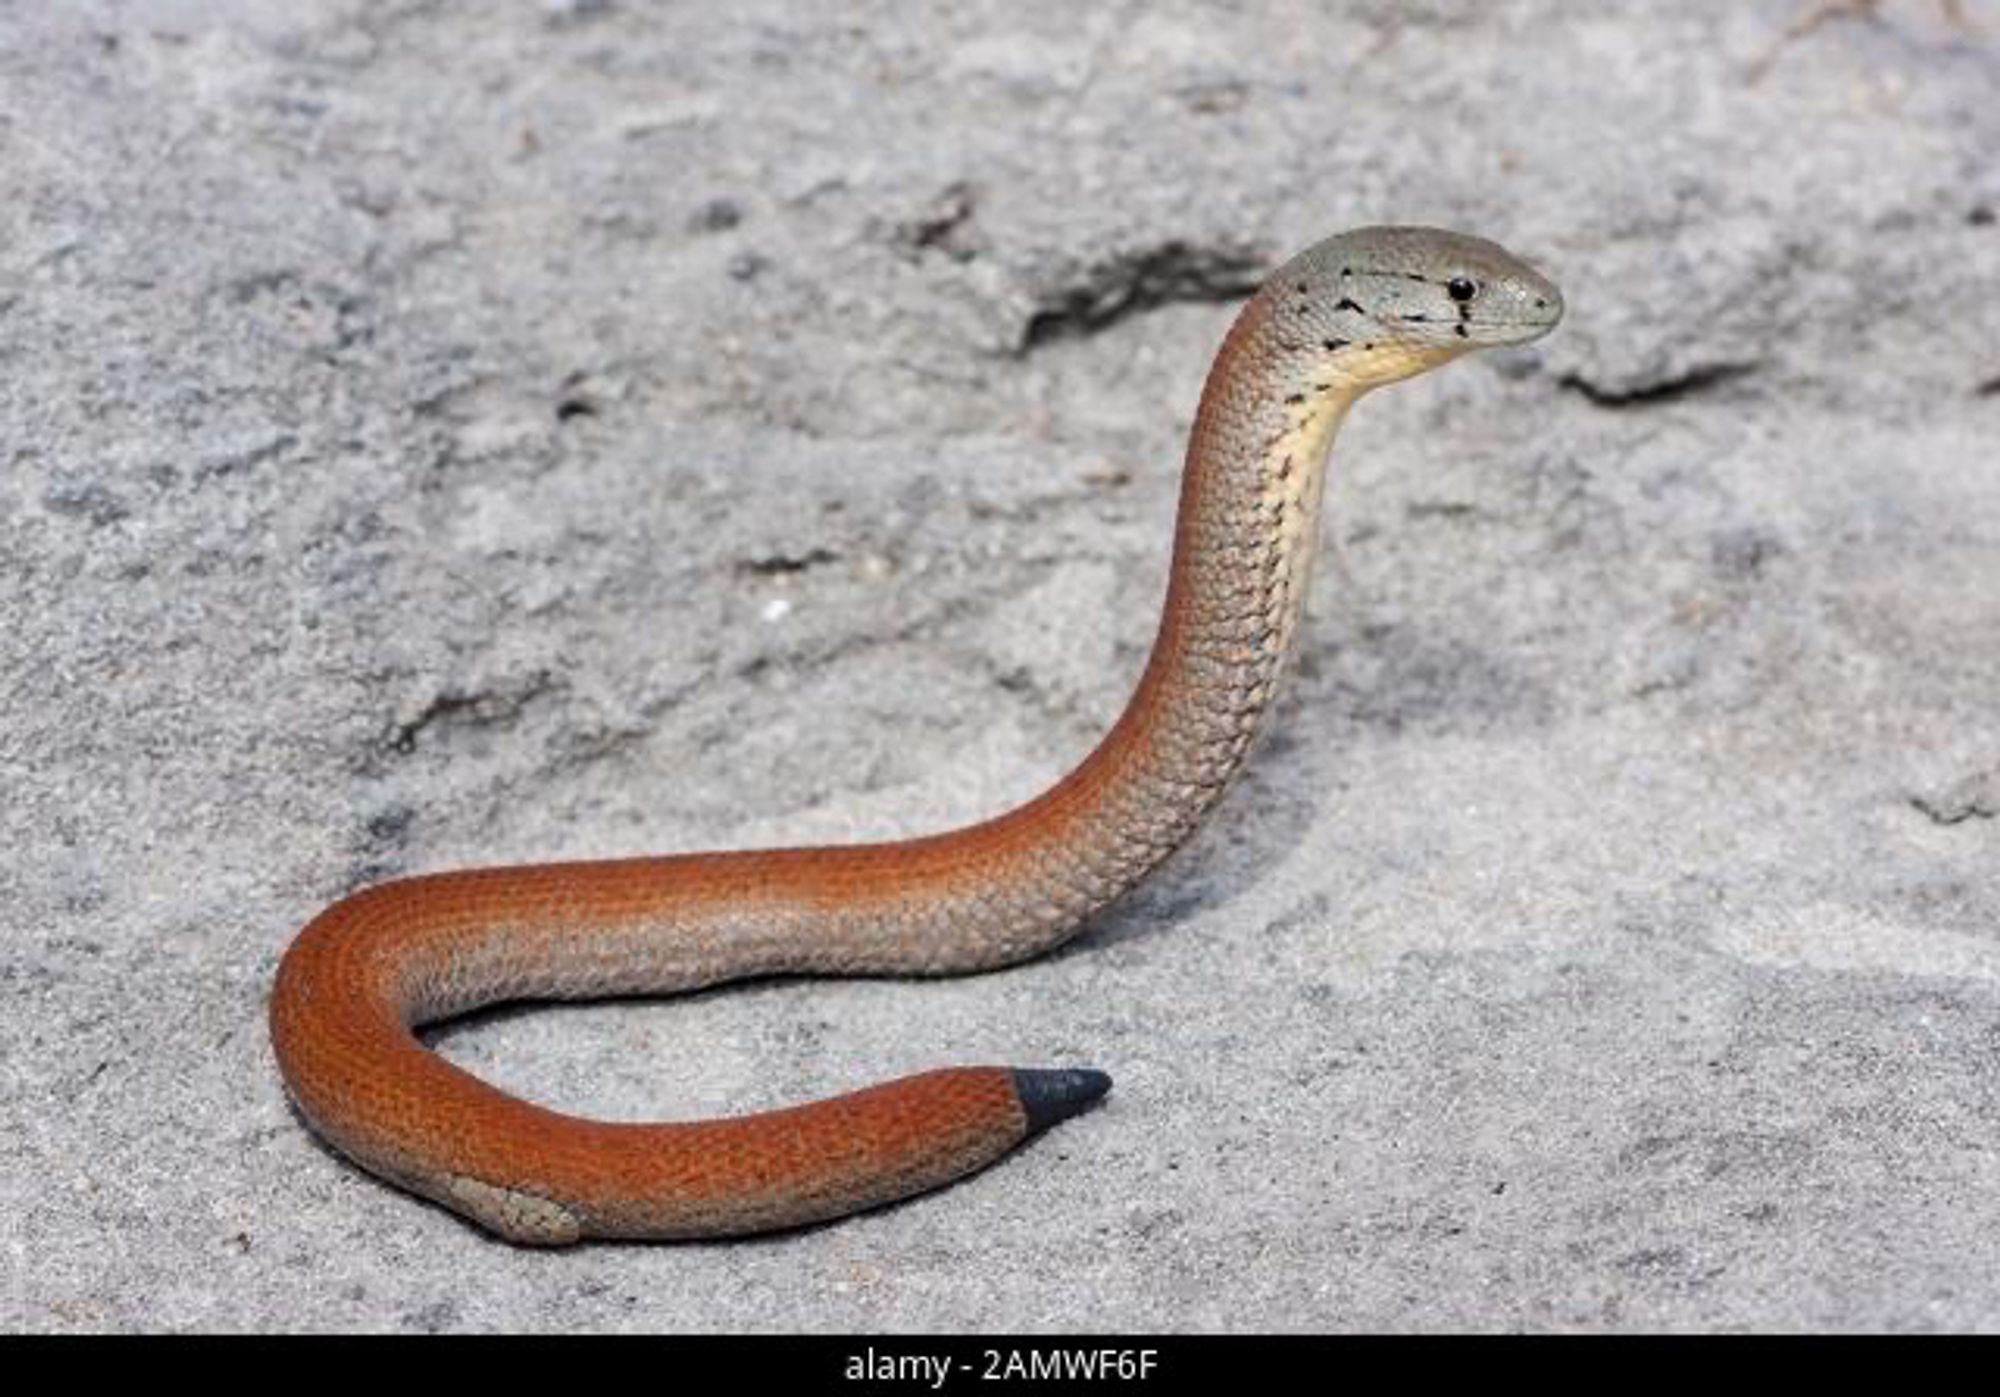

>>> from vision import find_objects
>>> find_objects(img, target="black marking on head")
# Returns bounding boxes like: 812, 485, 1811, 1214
1453, 323, 1469, 339
1333, 296, 1363, 314
1284, 392, 1305, 405
1400, 312, 1433, 323
1322, 338, 1349, 351
1296, 282, 1310, 295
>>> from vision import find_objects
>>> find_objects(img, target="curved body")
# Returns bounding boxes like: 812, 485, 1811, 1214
270, 227, 1562, 1243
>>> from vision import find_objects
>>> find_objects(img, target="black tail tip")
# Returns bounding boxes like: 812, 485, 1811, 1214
1010, 1067, 1113, 1135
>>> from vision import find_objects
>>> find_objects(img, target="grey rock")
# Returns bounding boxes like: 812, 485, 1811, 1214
3, 0, 1997, 1333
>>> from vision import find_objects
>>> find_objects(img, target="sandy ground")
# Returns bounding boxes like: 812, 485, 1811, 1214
4, 0, 1998, 1332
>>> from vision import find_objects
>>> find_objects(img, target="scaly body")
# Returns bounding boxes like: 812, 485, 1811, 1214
269, 227, 1563, 1243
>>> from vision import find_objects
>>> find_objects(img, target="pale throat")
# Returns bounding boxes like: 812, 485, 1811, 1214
1260, 335, 1463, 586
1255, 370, 1357, 665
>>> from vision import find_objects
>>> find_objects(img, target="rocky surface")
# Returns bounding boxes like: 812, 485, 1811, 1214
4, 0, 1997, 1332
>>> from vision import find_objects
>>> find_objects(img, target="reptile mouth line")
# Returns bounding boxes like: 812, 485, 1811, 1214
1464, 311, 1564, 340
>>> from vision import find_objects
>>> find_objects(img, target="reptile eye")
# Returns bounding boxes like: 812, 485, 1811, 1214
1446, 277, 1477, 302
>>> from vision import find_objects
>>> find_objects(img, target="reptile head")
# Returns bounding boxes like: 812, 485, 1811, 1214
1274, 226, 1564, 389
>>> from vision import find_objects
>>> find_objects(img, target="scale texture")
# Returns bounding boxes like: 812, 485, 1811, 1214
269, 228, 1563, 1242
